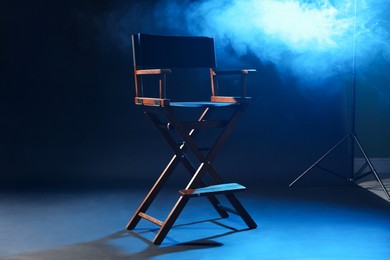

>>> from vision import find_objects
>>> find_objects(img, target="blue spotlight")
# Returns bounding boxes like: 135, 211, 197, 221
156, 0, 390, 84
253, 1, 352, 51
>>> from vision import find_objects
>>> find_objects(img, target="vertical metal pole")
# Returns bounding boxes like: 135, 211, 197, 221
350, 0, 358, 179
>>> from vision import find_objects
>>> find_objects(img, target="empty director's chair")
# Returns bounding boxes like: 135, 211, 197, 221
127, 33, 257, 245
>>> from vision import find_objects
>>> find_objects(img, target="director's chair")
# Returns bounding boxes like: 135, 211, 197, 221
127, 33, 257, 245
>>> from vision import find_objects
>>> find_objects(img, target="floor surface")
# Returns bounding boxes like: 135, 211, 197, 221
1, 182, 390, 260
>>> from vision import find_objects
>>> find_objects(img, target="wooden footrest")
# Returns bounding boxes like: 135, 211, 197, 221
138, 212, 163, 226
179, 183, 246, 197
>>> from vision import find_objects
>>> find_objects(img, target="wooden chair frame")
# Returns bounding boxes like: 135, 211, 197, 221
127, 33, 257, 245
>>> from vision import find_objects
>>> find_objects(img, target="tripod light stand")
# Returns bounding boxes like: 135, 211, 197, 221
289, 0, 390, 200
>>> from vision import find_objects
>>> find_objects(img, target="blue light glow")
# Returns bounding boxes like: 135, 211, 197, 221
253, 1, 351, 50
155, 0, 390, 84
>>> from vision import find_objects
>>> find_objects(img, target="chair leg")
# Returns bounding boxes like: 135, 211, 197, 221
126, 155, 181, 230
147, 111, 229, 219
202, 161, 256, 228
165, 108, 256, 229
153, 161, 210, 245
129, 105, 256, 245
179, 153, 229, 218
153, 196, 190, 245
225, 193, 257, 229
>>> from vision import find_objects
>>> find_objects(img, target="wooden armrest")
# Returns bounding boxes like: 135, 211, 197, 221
210, 69, 255, 98
135, 97, 170, 107
135, 69, 172, 75
134, 69, 171, 99
212, 69, 256, 75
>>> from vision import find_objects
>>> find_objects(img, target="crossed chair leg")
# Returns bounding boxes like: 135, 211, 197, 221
126, 106, 257, 245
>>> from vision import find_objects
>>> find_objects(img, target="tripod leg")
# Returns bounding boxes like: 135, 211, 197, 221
289, 135, 350, 187
353, 135, 390, 200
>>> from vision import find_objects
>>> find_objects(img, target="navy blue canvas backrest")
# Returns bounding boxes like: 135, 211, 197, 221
132, 33, 216, 69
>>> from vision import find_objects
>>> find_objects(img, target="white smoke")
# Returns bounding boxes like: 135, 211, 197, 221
153, 0, 390, 84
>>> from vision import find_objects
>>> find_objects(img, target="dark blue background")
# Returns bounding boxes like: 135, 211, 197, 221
1, 0, 352, 189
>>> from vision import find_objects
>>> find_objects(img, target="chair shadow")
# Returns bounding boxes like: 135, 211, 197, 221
2, 218, 250, 260
112, 217, 251, 258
